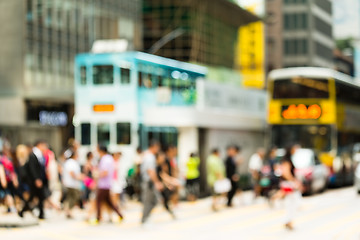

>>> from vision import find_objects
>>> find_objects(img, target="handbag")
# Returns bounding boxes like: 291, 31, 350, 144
214, 178, 232, 194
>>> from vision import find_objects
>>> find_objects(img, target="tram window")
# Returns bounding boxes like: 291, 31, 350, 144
162, 77, 171, 87
93, 65, 113, 85
116, 122, 131, 145
144, 74, 153, 88
157, 75, 163, 87
80, 66, 86, 85
81, 123, 91, 145
138, 72, 143, 86
97, 123, 110, 146
120, 68, 130, 84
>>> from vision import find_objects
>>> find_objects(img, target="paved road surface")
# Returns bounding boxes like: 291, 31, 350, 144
0, 187, 360, 240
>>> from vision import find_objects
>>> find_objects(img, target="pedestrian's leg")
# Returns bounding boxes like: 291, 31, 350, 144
284, 193, 295, 229
104, 189, 123, 219
227, 181, 236, 206
141, 184, 157, 223
19, 190, 34, 217
38, 197, 45, 219
96, 189, 104, 221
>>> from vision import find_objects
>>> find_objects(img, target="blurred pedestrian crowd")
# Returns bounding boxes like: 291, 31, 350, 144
0, 138, 302, 229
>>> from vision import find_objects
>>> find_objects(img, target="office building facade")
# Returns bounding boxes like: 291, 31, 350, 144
266, 0, 334, 70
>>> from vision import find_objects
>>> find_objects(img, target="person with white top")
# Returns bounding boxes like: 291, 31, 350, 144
63, 150, 83, 219
140, 140, 162, 224
248, 148, 265, 198
111, 152, 127, 208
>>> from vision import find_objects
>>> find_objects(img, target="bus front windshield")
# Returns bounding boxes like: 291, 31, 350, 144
273, 78, 329, 99
271, 125, 332, 152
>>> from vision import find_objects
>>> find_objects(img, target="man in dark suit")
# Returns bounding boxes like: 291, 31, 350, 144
19, 140, 49, 219
225, 145, 241, 207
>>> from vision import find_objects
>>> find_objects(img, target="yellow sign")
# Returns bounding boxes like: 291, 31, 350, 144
93, 104, 114, 112
236, 6, 265, 89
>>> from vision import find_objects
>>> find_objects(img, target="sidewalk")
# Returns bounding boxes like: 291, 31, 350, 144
0, 213, 39, 228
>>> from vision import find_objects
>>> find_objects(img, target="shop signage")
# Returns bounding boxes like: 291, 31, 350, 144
197, 80, 266, 118
39, 111, 68, 126
93, 104, 115, 112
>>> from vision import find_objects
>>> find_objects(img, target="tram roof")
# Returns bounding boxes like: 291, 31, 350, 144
76, 51, 208, 75
268, 67, 358, 87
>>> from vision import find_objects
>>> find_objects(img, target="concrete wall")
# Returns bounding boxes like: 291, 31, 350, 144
0, 0, 24, 97
177, 127, 199, 179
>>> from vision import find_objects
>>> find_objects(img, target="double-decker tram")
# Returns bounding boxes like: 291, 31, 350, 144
73, 51, 206, 166
268, 67, 360, 186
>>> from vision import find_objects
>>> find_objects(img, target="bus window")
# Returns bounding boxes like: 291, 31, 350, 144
273, 78, 329, 99
80, 66, 86, 85
120, 68, 130, 84
93, 65, 114, 85
97, 123, 110, 146
81, 123, 91, 145
116, 122, 131, 145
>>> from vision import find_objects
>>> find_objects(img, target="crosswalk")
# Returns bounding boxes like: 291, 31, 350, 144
1, 187, 360, 240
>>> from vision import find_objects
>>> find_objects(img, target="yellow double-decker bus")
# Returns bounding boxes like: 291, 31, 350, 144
268, 67, 360, 186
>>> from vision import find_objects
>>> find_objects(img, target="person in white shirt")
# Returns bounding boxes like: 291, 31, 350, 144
140, 140, 162, 224
111, 152, 127, 208
63, 150, 83, 219
248, 148, 265, 198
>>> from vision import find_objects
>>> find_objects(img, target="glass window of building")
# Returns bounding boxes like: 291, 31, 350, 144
81, 123, 91, 145
27, 0, 33, 21
97, 123, 110, 146
37, 0, 43, 25
284, 14, 290, 30
80, 66, 86, 85
116, 123, 131, 145
93, 65, 114, 84
120, 68, 131, 84
300, 13, 308, 29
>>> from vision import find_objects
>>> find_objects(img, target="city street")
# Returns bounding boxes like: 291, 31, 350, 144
1, 187, 360, 240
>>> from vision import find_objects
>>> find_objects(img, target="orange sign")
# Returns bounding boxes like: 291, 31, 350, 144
282, 104, 322, 120
93, 104, 114, 112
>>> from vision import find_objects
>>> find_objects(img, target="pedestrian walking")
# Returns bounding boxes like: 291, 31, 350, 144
207, 149, 226, 211
19, 140, 49, 219
111, 152, 127, 209
165, 145, 179, 206
14, 145, 31, 208
225, 145, 241, 207
249, 148, 266, 198
185, 153, 200, 201
91, 146, 123, 225
156, 152, 179, 219
83, 151, 97, 221
0, 160, 7, 204
62, 150, 83, 219
140, 140, 163, 225
0, 142, 19, 214
280, 144, 302, 230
